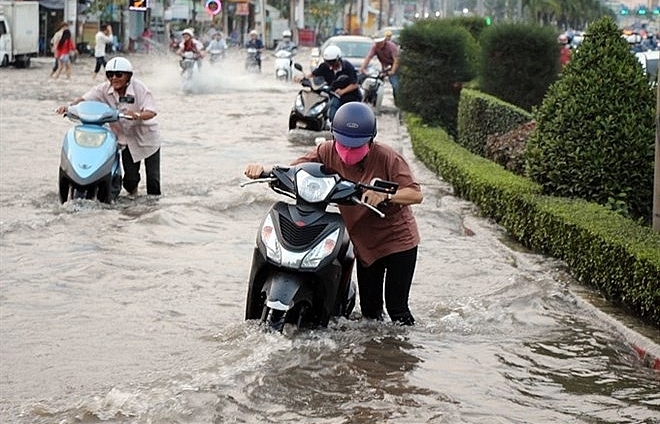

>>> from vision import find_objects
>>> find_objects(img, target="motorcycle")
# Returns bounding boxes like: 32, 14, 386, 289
359, 65, 391, 112
180, 51, 201, 80
208, 48, 225, 64
242, 162, 399, 332
274, 48, 296, 81
245, 47, 260, 73
58, 101, 127, 204
288, 63, 342, 132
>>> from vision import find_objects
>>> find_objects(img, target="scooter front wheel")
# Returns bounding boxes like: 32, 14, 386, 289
265, 308, 286, 333
58, 170, 70, 204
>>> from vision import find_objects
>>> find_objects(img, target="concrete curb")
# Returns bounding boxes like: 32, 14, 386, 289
570, 286, 660, 371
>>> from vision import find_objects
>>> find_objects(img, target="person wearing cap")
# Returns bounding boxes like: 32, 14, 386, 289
275, 29, 297, 53
177, 28, 205, 71
359, 30, 400, 101
244, 102, 423, 325
297, 45, 362, 121
245, 30, 265, 71
56, 57, 162, 197
206, 31, 228, 59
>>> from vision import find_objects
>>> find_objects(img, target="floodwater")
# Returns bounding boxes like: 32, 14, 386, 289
1, 51, 659, 423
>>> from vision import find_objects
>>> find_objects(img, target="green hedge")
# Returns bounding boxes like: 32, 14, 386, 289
399, 21, 478, 137
478, 23, 559, 111
457, 89, 532, 156
526, 17, 655, 222
406, 114, 660, 326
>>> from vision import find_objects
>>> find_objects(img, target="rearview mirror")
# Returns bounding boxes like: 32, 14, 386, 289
294, 63, 303, 71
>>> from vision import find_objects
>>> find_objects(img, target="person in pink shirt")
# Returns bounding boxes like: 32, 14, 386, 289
359, 30, 400, 101
56, 57, 162, 197
51, 29, 78, 79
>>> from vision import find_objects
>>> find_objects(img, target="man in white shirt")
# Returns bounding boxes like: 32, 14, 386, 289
93, 24, 114, 80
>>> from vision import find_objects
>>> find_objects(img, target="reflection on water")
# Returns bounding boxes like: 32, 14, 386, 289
1, 54, 659, 424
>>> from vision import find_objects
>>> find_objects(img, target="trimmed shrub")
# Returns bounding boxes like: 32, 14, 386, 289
526, 16, 655, 222
485, 121, 536, 176
399, 21, 478, 137
406, 113, 660, 326
447, 15, 489, 41
478, 23, 559, 111
457, 88, 532, 156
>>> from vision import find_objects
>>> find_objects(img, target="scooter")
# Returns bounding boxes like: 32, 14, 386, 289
180, 51, 201, 80
242, 162, 398, 332
58, 101, 127, 204
245, 48, 260, 73
288, 63, 342, 131
274, 48, 296, 81
208, 48, 225, 64
360, 65, 391, 112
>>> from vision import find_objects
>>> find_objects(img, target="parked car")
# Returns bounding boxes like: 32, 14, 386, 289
309, 35, 378, 72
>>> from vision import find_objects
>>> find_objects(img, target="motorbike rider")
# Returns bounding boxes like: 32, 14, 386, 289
176, 28, 205, 71
206, 31, 228, 60
297, 45, 361, 121
245, 102, 423, 325
358, 30, 400, 101
275, 30, 297, 53
56, 57, 162, 197
558, 34, 571, 69
245, 29, 265, 71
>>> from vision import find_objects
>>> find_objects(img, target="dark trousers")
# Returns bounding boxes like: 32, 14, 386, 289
121, 147, 161, 195
356, 246, 417, 325
94, 56, 106, 73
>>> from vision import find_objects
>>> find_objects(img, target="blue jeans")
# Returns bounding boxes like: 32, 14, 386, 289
388, 73, 399, 101
328, 96, 340, 121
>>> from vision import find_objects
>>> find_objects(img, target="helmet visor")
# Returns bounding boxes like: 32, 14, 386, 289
333, 131, 371, 148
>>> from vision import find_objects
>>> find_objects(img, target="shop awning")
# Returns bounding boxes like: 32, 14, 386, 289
39, 0, 65, 10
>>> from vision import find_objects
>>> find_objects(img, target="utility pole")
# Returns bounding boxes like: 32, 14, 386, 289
654, 67, 660, 231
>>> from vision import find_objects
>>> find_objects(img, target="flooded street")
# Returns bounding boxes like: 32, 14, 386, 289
1, 52, 659, 423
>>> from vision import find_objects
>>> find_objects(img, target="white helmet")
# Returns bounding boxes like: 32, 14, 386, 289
182, 28, 194, 37
323, 45, 342, 62
249, 30, 258, 37
282, 30, 292, 38
105, 57, 133, 73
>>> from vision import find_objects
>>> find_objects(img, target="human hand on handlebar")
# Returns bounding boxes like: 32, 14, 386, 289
361, 189, 389, 207
244, 164, 271, 179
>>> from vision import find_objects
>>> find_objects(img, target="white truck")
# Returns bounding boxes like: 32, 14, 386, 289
0, 0, 39, 68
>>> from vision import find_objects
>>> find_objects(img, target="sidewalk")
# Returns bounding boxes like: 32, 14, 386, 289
570, 284, 660, 370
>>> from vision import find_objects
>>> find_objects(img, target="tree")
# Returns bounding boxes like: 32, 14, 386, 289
526, 16, 655, 221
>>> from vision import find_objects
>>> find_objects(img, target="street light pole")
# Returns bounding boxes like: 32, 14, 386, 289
654, 68, 660, 231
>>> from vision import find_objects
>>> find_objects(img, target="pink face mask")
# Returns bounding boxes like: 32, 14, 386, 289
334, 141, 370, 165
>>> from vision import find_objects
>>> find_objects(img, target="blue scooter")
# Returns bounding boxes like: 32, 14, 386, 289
58, 101, 126, 204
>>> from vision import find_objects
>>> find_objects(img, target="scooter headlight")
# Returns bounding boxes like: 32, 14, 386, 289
301, 229, 339, 269
74, 128, 106, 147
296, 169, 335, 203
308, 102, 325, 117
260, 214, 282, 264
295, 95, 304, 112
